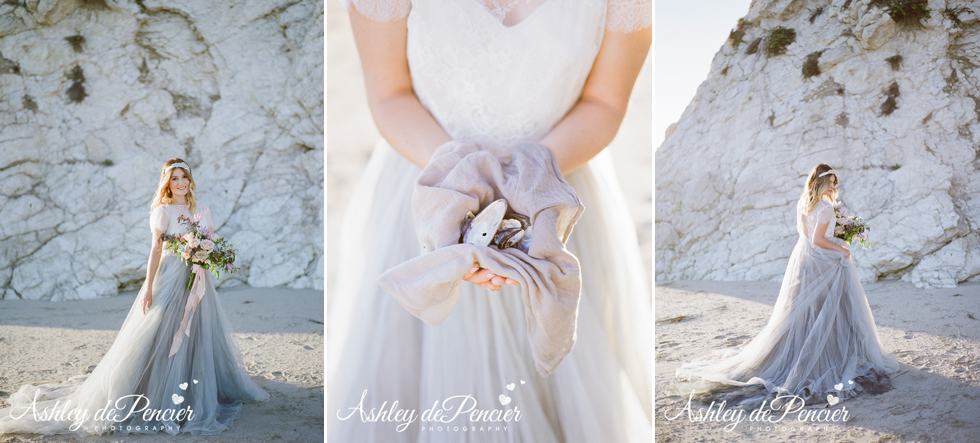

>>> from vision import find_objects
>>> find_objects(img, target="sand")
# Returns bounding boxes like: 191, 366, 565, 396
0, 286, 324, 442
654, 280, 980, 442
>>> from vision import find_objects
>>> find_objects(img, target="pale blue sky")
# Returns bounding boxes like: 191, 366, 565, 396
654, 0, 752, 149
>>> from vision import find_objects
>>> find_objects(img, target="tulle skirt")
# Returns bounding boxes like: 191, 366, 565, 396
673, 237, 899, 409
0, 254, 269, 436
327, 143, 652, 442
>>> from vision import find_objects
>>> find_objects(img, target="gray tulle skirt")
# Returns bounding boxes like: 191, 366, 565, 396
673, 237, 899, 409
0, 254, 269, 436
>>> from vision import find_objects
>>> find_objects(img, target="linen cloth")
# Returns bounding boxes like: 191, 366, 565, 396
379, 140, 585, 375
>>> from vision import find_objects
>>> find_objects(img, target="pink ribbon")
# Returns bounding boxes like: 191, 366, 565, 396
169, 264, 207, 358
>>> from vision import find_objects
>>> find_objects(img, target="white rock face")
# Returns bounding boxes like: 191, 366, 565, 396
0, 0, 324, 300
656, 0, 979, 288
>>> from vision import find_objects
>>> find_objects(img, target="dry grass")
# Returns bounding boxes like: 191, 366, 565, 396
880, 81, 900, 116
765, 27, 796, 57
871, 0, 931, 30
803, 51, 822, 78
886, 54, 903, 71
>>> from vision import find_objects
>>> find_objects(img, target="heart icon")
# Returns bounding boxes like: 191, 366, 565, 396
520, 380, 526, 385
179, 382, 188, 390
172, 393, 184, 405
833, 383, 843, 390
193, 379, 199, 384
498, 394, 511, 406
827, 394, 839, 406
847, 380, 854, 386
506, 383, 515, 391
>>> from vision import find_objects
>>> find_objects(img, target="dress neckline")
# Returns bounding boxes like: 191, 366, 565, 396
470, 0, 555, 30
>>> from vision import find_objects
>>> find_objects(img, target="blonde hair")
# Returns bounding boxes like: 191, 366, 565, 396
801, 163, 838, 214
151, 158, 196, 213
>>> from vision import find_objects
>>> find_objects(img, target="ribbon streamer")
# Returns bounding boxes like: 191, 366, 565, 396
169, 264, 207, 357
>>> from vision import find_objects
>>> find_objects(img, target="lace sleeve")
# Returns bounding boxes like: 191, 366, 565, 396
150, 206, 168, 234
816, 203, 834, 226
606, 0, 651, 33
197, 203, 216, 233
341, 0, 411, 22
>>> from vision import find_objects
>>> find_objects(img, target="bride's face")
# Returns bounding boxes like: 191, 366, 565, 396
169, 168, 191, 197
825, 176, 838, 196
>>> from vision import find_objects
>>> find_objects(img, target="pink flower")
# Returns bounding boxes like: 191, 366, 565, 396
187, 236, 201, 248
200, 239, 215, 252
182, 250, 191, 260
193, 250, 209, 262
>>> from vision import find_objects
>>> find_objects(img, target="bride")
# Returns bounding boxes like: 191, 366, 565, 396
328, 1, 652, 442
673, 164, 899, 409
0, 158, 268, 436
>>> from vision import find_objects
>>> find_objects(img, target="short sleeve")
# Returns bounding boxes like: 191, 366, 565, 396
341, 0, 411, 22
606, 0, 651, 33
816, 202, 834, 226
150, 206, 168, 233
198, 204, 216, 231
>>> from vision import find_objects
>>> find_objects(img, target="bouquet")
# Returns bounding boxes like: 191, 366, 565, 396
833, 206, 871, 248
162, 214, 237, 289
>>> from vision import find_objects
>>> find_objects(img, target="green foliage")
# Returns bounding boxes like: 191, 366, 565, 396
728, 18, 751, 48
942, 6, 973, 28
764, 27, 796, 57
871, 0, 931, 29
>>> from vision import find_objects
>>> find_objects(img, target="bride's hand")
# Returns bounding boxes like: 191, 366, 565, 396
463, 265, 519, 292
840, 245, 851, 260
142, 289, 154, 314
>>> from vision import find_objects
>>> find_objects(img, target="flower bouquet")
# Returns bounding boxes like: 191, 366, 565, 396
162, 214, 237, 289
833, 206, 871, 248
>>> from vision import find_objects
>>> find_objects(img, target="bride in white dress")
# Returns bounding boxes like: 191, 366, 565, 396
0, 158, 268, 436
328, 0, 652, 441
673, 164, 898, 409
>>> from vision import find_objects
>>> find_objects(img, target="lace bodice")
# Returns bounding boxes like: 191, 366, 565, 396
344, 0, 651, 151
798, 199, 836, 245
150, 203, 215, 237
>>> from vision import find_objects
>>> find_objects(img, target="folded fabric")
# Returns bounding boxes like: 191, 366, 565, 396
379, 141, 585, 375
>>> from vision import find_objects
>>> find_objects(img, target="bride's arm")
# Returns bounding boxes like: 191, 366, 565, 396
538, 28, 651, 174
142, 228, 165, 313
349, 8, 450, 168
812, 221, 850, 258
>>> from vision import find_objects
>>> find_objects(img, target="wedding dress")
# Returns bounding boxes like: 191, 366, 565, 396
673, 198, 899, 409
328, 1, 652, 442
0, 203, 269, 436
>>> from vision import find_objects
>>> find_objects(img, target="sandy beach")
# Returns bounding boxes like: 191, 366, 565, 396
0, 286, 323, 442
654, 280, 980, 442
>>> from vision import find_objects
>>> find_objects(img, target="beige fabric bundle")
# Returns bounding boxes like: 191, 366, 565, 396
379, 141, 585, 375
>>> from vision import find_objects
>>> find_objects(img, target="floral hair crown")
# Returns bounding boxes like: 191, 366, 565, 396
818, 169, 837, 179
163, 162, 191, 174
